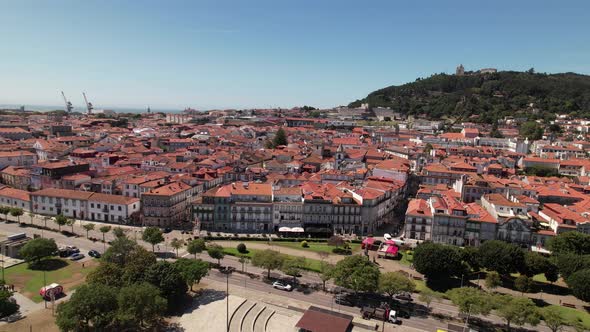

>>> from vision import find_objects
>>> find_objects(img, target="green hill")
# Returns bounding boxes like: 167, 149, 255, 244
349, 71, 590, 123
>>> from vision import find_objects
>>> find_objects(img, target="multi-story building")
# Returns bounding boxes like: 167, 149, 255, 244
0, 151, 37, 169
272, 187, 303, 232
30, 188, 139, 223
0, 186, 31, 211
404, 199, 433, 241
87, 193, 140, 224
0, 127, 32, 140
141, 181, 194, 227
0, 166, 32, 190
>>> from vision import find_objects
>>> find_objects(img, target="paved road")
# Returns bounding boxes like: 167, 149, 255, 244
0, 218, 554, 332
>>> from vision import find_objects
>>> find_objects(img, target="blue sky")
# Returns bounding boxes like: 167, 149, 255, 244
1, 0, 589, 110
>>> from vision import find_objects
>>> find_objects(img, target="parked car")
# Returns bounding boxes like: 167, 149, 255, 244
394, 292, 413, 302
66, 246, 80, 253
69, 253, 85, 261
272, 281, 292, 291
88, 250, 101, 258
383, 233, 392, 240
163, 227, 172, 233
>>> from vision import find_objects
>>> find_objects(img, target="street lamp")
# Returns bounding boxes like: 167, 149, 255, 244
220, 267, 235, 332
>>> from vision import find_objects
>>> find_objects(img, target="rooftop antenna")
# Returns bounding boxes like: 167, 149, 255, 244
82, 92, 93, 114
61, 91, 73, 113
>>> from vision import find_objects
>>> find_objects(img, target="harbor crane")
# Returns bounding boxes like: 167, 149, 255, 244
61, 91, 73, 113
82, 92, 93, 114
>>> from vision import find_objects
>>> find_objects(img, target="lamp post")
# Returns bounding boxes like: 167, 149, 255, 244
43, 269, 47, 309
220, 267, 234, 332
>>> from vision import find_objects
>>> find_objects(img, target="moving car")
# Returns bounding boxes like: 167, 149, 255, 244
272, 281, 292, 291
383, 233, 392, 240
361, 306, 400, 324
88, 250, 101, 258
69, 253, 85, 261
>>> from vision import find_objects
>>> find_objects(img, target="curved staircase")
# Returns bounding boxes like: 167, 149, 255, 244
228, 300, 276, 332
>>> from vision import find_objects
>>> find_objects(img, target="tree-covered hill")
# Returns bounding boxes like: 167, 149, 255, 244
349, 71, 590, 123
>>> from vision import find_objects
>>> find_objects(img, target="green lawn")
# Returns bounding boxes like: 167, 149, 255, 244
546, 305, 590, 329
270, 241, 360, 254
399, 250, 414, 266
4, 258, 94, 303
221, 247, 323, 273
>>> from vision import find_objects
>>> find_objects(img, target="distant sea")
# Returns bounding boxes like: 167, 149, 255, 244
0, 104, 187, 114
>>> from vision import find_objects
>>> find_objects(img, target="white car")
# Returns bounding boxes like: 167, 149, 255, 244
383, 233, 392, 240
272, 281, 292, 291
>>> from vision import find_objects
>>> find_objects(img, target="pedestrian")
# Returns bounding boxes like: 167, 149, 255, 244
82, 263, 85, 269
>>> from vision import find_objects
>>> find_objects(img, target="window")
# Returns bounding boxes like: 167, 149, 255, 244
118, 206, 122, 211
91, 203, 94, 208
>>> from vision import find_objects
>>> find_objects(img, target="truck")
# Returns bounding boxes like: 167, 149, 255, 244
360, 306, 399, 324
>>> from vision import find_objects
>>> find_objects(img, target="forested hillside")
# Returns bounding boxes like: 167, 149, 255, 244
349, 71, 590, 123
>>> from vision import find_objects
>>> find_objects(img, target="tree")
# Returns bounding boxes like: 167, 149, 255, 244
187, 239, 206, 259
281, 256, 307, 284
523, 251, 549, 277
418, 289, 441, 309
485, 271, 502, 289
121, 246, 158, 285
462, 246, 481, 272
541, 307, 566, 332
514, 275, 533, 294
174, 258, 209, 291
54, 214, 68, 232
479, 240, 524, 276
82, 223, 95, 239
252, 249, 284, 279
319, 261, 334, 291
237, 243, 247, 254
142, 227, 164, 252
0, 286, 19, 318
238, 255, 249, 272
145, 261, 188, 309
519, 121, 544, 140
87, 262, 125, 288
555, 252, 590, 280
117, 283, 166, 329
55, 284, 118, 331
170, 238, 184, 258
331, 255, 380, 293
544, 261, 559, 284
112, 227, 127, 239
272, 127, 288, 147
19, 238, 58, 267
446, 287, 494, 317
549, 231, 590, 256
9, 208, 23, 224
413, 242, 464, 280
0, 207, 10, 222
207, 244, 225, 266
65, 217, 75, 234
28, 212, 34, 225
103, 237, 139, 266
566, 268, 590, 302
379, 271, 415, 298
494, 295, 540, 331
99, 225, 111, 251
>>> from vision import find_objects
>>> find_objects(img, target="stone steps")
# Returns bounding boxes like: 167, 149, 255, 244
253, 306, 275, 332
243, 303, 265, 332
229, 300, 255, 332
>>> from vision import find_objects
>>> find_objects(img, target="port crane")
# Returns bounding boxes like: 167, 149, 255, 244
61, 91, 73, 113
82, 92, 93, 114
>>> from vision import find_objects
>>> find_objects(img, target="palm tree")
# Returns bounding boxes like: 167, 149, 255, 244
82, 223, 95, 239
99, 226, 111, 251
